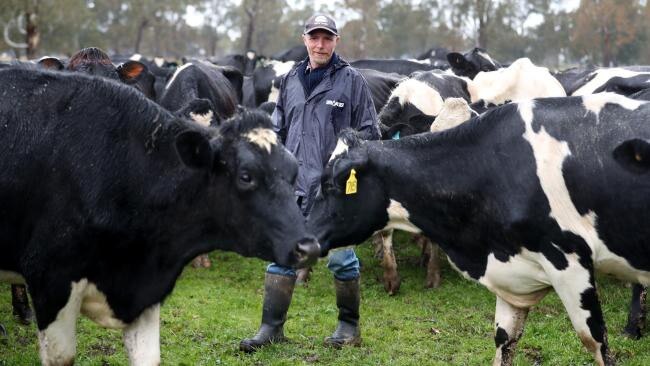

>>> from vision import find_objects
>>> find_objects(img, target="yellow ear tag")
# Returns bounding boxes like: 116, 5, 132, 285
345, 169, 358, 195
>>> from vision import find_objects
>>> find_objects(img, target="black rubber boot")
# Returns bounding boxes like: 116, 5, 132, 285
239, 273, 296, 353
324, 277, 361, 348
11, 284, 34, 325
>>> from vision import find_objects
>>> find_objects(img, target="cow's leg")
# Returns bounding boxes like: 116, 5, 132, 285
493, 296, 529, 366
123, 303, 160, 366
422, 239, 441, 289
372, 232, 384, 259
36, 286, 83, 366
550, 265, 614, 366
12, 284, 34, 325
379, 229, 400, 295
295, 266, 312, 285
623, 284, 646, 339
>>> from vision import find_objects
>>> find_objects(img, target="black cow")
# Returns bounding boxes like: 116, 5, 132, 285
415, 46, 451, 68
0, 68, 319, 365
378, 70, 471, 139
357, 68, 404, 113
447, 47, 501, 79
309, 93, 650, 366
271, 45, 308, 62
158, 60, 241, 126
38, 47, 157, 100
350, 59, 442, 76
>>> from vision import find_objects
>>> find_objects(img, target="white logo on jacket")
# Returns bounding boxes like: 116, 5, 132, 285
326, 100, 345, 108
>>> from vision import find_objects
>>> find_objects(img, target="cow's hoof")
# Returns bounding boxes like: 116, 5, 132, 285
295, 267, 312, 285
383, 273, 401, 296
622, 326, 643, 340
13, 307, 34, 325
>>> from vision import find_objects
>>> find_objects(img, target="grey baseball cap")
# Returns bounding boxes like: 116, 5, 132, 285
303, 14, 338, 36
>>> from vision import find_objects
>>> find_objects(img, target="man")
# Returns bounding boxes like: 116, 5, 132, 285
240, 14, 380, 352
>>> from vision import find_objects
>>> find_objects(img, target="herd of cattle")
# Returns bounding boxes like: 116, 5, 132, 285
1, 43, 650, 365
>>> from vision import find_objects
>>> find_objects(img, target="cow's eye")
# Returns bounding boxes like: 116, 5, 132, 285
240, 172, 252, 184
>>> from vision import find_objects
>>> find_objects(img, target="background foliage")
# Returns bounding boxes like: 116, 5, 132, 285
1, 0, 650, 67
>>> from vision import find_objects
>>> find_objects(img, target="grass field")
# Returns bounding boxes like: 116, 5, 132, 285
2, 232, 650, 365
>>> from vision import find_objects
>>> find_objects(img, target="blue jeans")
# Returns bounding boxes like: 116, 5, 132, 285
267, 248, 360, 281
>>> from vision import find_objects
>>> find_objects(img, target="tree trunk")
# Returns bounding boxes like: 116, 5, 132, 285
134, 19, 149, 54
25, 12, 39, 59
243, 0, 259, 52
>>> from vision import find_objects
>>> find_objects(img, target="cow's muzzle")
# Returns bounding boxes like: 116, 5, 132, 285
294, 238, 320, 268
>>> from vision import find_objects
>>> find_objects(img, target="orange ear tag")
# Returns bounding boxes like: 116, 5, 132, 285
345, 169, 358, 195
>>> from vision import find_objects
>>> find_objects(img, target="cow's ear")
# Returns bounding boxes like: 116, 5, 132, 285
219, 65, 244, 102
331, 150, 369, 190
175, 130, 214, 170
446, 52, 468, 69
613, 139, 650, 174
117, 61, 147, 82
37, 57, 64, 70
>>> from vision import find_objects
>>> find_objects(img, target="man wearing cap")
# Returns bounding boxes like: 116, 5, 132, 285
239, 14, 380, 352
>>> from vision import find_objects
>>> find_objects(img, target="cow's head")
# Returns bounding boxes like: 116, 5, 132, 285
447, 47, 500, 79
378, 76, 441, 139
307, 130, 389, 255
175, 109, 319, 267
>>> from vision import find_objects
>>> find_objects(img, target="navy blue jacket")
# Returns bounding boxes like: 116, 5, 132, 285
272, 55, 380, 211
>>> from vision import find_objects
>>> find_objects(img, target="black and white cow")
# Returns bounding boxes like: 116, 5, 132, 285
378, 70, 471, 139
309, 93, 650, 366
350, 58, 442, 76
569, 67, 650, 96
416, 46, 451, 68
0, 67, 319, 365
447, 47, 501, 79
251, 59, 295, 106
158, 60, 241, 126
213, 50, 259, 76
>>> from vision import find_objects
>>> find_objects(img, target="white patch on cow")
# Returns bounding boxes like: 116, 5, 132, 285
521, 99, 650, 286
431, 98, 472, 132
38, 280, 85, 366
407, 58, 431, 65
270, 60, 295, 77
381, 199, 422, 234
268, 81, 280, 103
0, 270, 25, 284
479, 250, 551, 308
468, 58, 566, 104
477, 50, 496, 67
165, 63, 193, 90
246, 51, 256, 60
390, 78, 444, 116
129, 53, 143, 61
153, 57, 165, 68
189, 110, 213, 127
572, 68, 650, 96
80, 283, 126, 329
328, 139, 349, 162
582, 92, 646, 116
245, 128, 277, 153
123, 304, 160, 366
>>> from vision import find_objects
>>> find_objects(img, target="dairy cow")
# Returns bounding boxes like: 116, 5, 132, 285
0, 68, 319, 365
158, 60, 241, 126
447, 47, 501, 79
309, 93, 650, 366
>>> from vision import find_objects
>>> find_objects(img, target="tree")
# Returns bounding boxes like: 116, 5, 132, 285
571, 0, 643, 66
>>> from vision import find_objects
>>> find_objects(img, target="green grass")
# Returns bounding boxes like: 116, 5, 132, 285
2, 232, 650, 365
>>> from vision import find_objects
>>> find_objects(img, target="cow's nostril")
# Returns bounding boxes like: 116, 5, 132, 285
295, 239, 320, 267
